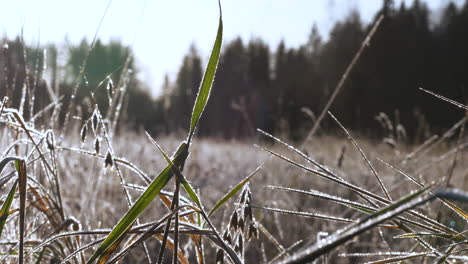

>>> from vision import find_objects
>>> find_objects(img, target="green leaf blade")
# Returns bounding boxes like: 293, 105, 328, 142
146, 132, 202, 208
189, 16, 223, 140
0, 157, 20, 175
208, 164, 262, 217
0, 180, 18, 237
87, 144, 189, 264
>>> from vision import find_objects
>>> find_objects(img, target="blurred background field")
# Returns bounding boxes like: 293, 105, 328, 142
2, 1, 468, 140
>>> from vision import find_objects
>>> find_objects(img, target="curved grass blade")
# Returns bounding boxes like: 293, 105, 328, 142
86, 143, 189, 264
0, 157, 21, 195
365, 253, 427, 264
268, 240, 303, 264
146, 132, 200, 208
107, 206, 189, 264
395, 232, 458, 241
436, 189, 468, 202
329, 112, 391, 201
378, 157, 468, 223
0, 157, 21, 175
96, 235, 125, 264
0, 179, 18, 237
419, 87, 468, 111
256, 144, 457, 238
188, 3, 223, 143
280, 186, 433, 263
435, 245, 456, 264
267, 185, 375, 214
208, 163, 263, 217
256, 206, 355, 223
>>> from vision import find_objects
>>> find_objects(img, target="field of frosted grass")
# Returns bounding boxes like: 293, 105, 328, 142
2, 124, 461, 262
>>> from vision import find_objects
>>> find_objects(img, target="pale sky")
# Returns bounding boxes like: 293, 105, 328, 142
0, 0, 463, 96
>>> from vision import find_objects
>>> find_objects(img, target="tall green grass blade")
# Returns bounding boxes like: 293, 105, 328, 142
156, 179, 181, 264
96, 235, 125, 264
146, 133, 241, 264
107, 207, 187, 264
146, 132, 201, 208
188, 6, 223, 142
0, 179, 18, 237
87, 143, 189, 264
208, 164, 263, 217
145, 133, 185, 264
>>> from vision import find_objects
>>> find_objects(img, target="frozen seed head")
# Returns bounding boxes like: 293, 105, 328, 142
72, 221, 80, 231
215, 249, 224, 263
69, 217, 81, 231
104, 151, 113, 168
240, 190, 246, 204
80, 124, 87, 142
248, 222, 259, 240
223, 230, 233, 245
229, 211, 238, 230
92, 111, 98, 132
396, 124, 408, 142
244, 205, 252, 220
237, 234, 243, 254
107, 78, 114, 98
46, 131, 55, 151
224, 232, 232, 245
383, 137, 396, 149
94, 137, 101, 154
238, 217, 245, 232
240, 186, 251, 205
1, 96, 8, 107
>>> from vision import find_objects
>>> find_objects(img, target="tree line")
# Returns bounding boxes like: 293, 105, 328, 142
1, 0, 467, 142
161, 0, 468, 141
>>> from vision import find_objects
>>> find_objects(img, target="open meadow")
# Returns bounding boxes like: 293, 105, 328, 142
0, 111, 467, 263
